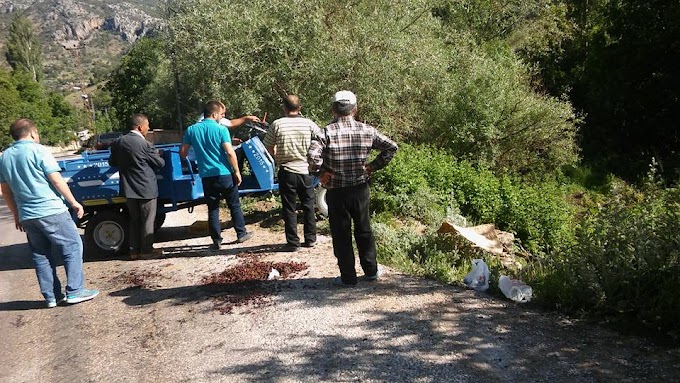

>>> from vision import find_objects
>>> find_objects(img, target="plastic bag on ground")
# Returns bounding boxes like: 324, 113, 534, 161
267, 269, 280, 280
498, 275, 532, 303
463, 259, 490, 291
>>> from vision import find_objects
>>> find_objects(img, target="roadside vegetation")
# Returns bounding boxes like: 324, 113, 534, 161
1, 0, 678, 339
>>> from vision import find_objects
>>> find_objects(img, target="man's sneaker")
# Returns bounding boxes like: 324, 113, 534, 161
236, 232, 254, 243
364, 267, 383, 281
209, 242, 221, 251
332, 276, 356, 287
301, 241, 316, 248
46, 296, 67, 308
66, 289, 100, 304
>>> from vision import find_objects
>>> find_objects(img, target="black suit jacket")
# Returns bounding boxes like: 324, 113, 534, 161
108, 132, 165, 199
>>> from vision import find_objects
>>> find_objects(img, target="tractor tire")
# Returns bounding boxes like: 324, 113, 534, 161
316, 186, 328, 218
84, 210, 128, 258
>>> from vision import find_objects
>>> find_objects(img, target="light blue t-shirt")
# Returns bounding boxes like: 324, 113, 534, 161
0, 140, 68, 221
182, 119, 233, 178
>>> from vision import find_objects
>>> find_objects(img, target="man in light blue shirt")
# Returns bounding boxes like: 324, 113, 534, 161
0, 119, 99, 307
180, 101, 255, 249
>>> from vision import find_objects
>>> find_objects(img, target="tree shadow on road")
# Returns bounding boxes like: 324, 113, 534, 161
107, 271, 680, 382
0, 243, 34, 271
0, 300, 46, 311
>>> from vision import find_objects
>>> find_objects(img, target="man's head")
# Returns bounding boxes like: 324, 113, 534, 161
129, 113, 150, 136
282, 95, 301, 114
203, 101, 226, 120
331, 90, 357, 117
9, 119, 39, 142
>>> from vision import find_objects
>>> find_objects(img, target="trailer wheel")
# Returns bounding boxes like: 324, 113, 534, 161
84, 210, 128, 258
316, 187, 328, 218
154, 212, 166, 231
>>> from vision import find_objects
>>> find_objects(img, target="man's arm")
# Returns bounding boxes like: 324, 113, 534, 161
263, 124, 276, 158
145, 144, 165, 169
229, 115, 260, 128
46, 172, 84, 219
307, 129, 326, 173
179, 143, 190, 160
222, 142, 242, 186
1, 182, 23, 231
108, 143, 118, 167
366, 131, 398, 175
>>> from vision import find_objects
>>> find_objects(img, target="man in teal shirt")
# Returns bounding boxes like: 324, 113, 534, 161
180, 101, 254, 249
0, 119, 99, 307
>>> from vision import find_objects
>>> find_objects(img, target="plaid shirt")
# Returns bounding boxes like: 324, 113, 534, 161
308, 116, 398, 189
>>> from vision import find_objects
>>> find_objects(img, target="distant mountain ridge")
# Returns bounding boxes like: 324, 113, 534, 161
0, 0, 161, 90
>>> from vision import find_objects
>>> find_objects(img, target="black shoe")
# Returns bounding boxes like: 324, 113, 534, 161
301, 241, 316, 248
236, 232, 254, 243
209, 239, 222, 250
281, 243, 300, 252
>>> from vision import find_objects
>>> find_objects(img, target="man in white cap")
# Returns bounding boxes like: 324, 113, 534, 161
308, 90, 398, 286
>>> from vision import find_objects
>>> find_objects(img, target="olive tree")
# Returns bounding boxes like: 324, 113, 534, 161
159, 0, 578, 173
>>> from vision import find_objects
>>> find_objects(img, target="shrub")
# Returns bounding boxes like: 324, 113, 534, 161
526, 182, 680, 335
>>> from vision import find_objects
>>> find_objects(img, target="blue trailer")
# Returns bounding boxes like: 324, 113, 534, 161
58, 132, 326, 258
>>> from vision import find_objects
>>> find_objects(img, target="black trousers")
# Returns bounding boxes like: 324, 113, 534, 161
126, 198, 157, 254
278, 169, 316, 246
327, 183, 377, 285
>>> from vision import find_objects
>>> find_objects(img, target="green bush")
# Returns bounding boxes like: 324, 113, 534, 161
526, 182, 680, 335
371, 143, 574, 254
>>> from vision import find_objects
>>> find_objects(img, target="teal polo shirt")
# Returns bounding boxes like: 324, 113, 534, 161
0, 140, 68, 221
182, 118, 233, 178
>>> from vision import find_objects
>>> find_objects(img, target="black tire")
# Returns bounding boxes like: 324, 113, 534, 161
84, 210, 128, 258
154, 212, 166, 231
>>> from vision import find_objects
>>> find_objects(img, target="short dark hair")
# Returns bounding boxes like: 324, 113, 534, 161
203, 101, 225, 118
9, 118, 37, 141
332, 102, 356, 116
282, 95, 301, 112
128, 113, 148, 130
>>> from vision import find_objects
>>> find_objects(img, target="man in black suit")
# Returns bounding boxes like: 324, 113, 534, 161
108, 114, 166, 260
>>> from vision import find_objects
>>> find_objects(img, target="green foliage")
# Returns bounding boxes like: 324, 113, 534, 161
371, 143, 574, 254
526, 182, 680, 335
5, 12, 42, 82
0, 68, 21, 149
0, 67, 79, 149
104, 38, 176, 130
160, 0, 578, 172
532, 0, 680, 182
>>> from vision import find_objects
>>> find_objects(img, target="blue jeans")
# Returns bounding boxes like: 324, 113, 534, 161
201, 175, 247, 243
22, 210, 85, 302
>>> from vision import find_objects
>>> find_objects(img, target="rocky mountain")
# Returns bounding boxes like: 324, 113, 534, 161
0, 0, 161, 90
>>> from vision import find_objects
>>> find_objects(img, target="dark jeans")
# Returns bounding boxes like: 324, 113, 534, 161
327, 183, 377, 285
278, 169, 316, 246
126, 198, 157, 254
202, 174, 247, 244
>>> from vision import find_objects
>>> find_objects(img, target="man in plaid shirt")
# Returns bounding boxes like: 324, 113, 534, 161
308, 90, 398, 286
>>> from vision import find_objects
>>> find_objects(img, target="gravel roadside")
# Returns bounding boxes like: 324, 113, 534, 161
1, 204, 679, 382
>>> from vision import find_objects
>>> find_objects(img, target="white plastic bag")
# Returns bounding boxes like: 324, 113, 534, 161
267, 269, 280, 280
463, 259, 490, 291
498, 275, 532, 303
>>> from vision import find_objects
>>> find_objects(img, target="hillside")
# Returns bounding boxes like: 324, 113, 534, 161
0, 0, 160, 91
